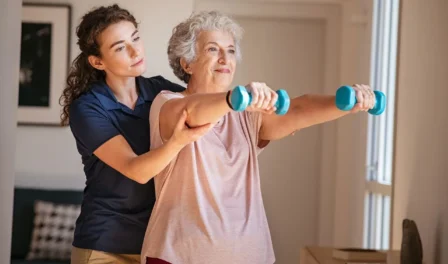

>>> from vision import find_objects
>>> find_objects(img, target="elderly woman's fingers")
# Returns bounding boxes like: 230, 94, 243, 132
255, 83, 265, 108
268, 89, 278, 111
364, 84, 376, 109
245, 82, 278, 113
359, 84, 373, 111
353, 84, 366, 112
260, 83, 271, 110
247, 82, 259, 107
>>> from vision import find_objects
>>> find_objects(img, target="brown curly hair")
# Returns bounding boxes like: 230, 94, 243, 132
59, 4, 138, 126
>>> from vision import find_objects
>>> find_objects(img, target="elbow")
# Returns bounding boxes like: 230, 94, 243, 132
137, 179, 150, 185
131, 174, 154, 185
123, 162, 153, 185
128, 170, 153, 185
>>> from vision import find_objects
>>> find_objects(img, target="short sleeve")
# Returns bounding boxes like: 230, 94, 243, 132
149, 90, 184, 150
243, 111, 270, 154
69, 100, 120, 155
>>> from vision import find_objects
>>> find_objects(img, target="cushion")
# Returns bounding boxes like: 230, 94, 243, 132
25, 200, 80, 261
11, 188, 83, 259
11, 260, 69, 264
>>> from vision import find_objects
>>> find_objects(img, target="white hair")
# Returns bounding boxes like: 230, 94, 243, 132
167, 10, 244, 83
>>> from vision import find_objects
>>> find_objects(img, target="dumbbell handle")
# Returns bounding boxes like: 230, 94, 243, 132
335, 85, 386, 115
230, 85, 290, 115
243, 92, 283, 109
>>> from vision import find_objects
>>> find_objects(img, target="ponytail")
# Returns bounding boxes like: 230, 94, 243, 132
59, 52, 104, 126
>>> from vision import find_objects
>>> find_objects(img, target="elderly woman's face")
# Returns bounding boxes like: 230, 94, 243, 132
188, 30, 236, 88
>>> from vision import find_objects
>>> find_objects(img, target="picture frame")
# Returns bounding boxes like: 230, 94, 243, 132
18, 3, 71, 126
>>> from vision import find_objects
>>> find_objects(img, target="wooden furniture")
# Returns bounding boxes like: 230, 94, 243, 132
299, 247, 400, 264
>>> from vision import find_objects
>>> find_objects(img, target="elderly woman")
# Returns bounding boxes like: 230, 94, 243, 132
141, 11, 376, 264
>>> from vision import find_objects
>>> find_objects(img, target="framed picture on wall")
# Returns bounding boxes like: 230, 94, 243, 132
18, 3, 71, 126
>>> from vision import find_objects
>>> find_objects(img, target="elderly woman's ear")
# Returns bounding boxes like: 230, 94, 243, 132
180, 58, 192, 74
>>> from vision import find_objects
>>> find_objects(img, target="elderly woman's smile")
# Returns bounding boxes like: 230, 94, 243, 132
215, 68, 230, 73
167, 17, 243, 93
187, 30, 237, 89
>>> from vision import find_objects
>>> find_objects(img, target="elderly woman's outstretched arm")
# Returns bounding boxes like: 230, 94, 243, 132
158, 92, 231, 141
158, 86, 276, 143
258, 84, 376, 141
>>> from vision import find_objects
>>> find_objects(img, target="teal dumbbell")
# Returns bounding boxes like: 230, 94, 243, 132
230, 85, 290, 115
335, 85, 386, 115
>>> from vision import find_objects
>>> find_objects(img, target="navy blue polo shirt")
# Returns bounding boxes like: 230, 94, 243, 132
68, 75, 184, 254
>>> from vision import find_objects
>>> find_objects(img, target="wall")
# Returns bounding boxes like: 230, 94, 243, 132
217, 5, 333, 262
392, 0, 448, 263
0, 0, 22, 261
328, 0, 373, 247
15, 0, 194, 190
194, 0, 375, 256
12, 0, 375, 262
15, 0, 448, 262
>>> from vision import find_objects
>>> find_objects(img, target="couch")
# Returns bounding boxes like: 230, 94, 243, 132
10, 187, 83, 264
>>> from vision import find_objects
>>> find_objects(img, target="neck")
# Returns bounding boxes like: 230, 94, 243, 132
105, 74, 139, 108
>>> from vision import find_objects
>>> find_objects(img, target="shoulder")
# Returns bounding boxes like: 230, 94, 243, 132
151, 90, 184, 113
69, 89, 109, 125
140, 75, 185, 94
70, 93, 100, 115
157, 90, 185, 101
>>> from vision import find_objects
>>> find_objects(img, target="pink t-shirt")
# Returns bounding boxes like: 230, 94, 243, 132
141, 91, 275, 264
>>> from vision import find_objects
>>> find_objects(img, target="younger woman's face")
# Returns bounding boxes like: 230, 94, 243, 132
89, 21, 146, 77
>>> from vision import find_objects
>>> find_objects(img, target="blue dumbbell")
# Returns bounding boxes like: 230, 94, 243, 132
335, 85, 386, 115
230, 85, 290, 115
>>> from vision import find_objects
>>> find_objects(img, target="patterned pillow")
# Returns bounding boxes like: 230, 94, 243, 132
26, 200, 81, 261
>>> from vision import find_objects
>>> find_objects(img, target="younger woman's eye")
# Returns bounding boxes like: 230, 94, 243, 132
115, 46, 125, 52
133, 36, 140, 42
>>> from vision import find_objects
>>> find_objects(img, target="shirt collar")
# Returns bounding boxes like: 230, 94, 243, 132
136, 76, 152, 101
91, 76, 148, 110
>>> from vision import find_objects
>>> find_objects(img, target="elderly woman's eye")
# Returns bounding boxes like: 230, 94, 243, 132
208, 47, 218, 52
228, 49, 235, 54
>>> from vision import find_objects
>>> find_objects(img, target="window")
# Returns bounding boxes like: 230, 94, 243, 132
363, 0, 400, 250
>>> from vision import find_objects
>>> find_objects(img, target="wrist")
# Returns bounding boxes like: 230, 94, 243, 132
226, 90, 234, 110
165, 137, 185, 153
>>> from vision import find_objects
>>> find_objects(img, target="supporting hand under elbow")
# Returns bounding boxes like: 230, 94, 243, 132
168, 110, 213, 148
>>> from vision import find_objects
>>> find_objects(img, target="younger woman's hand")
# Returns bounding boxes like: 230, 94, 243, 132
168, 110, 213, 148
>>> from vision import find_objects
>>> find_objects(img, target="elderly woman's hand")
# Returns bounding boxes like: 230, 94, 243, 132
245, 82, 278, 114
349, 84, 377, 113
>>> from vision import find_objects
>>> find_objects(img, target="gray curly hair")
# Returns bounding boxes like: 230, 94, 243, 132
167, 10, 244, 84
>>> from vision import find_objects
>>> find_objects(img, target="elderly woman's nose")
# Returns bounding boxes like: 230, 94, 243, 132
218, 50, 228, 64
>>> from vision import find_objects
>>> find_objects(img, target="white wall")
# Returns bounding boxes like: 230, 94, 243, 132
392, 0, 448, 263
226, 10, 330, 263
15, 0, 194, 190
194, 0, 375, 251
0, 0, 21, 261
332, 0, 373, 247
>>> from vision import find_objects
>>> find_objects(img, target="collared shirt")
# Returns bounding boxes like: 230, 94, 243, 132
68, 75, 184, 254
